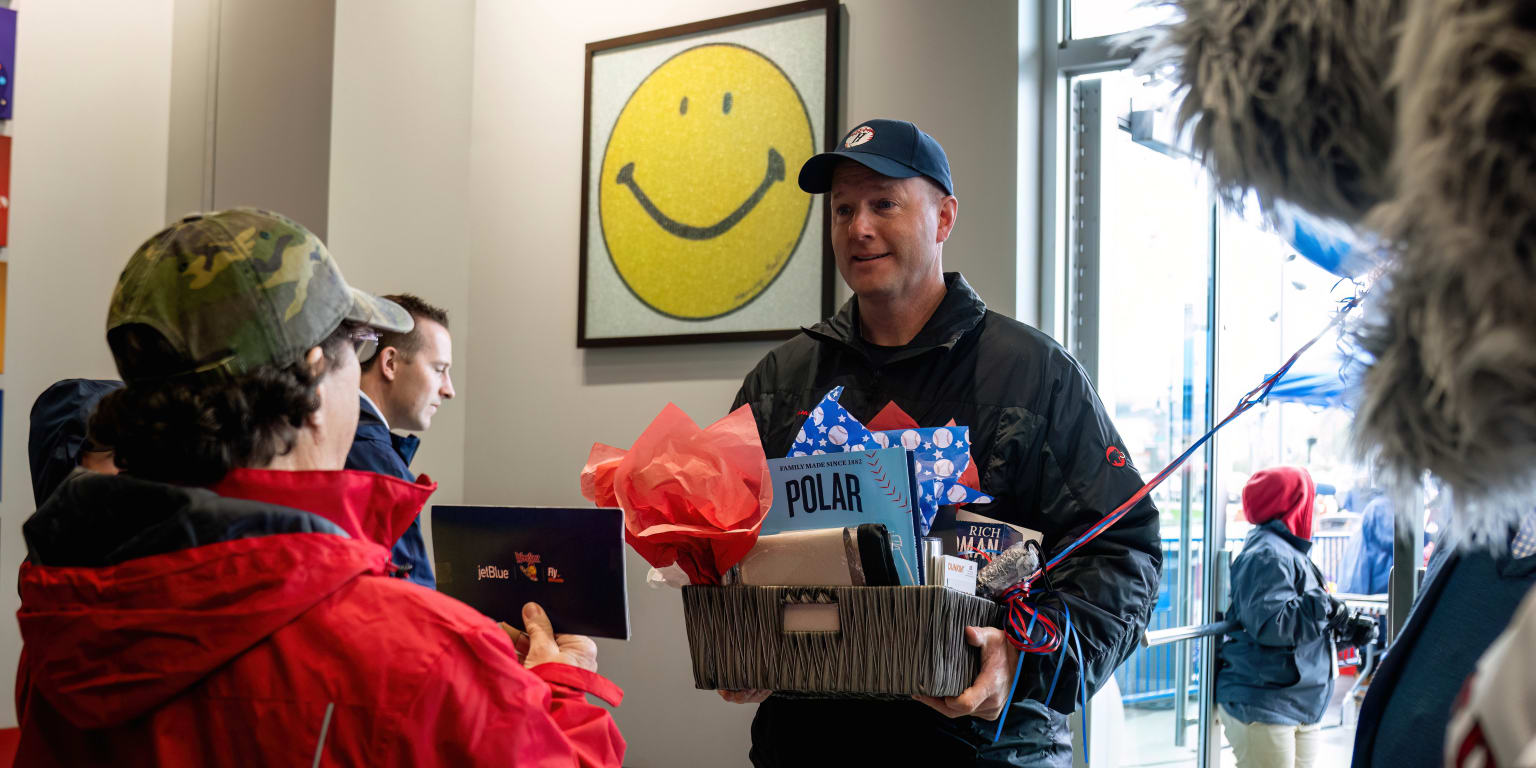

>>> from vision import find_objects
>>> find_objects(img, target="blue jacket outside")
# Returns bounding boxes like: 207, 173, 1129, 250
1340, 495, 1393, 594
345, 396, 435, 588
1216, 520, 1334, 725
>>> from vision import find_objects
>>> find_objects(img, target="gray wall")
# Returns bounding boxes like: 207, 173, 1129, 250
166, 0, 214, 220
168, 0, 334, 232
167, 0, 335, 236
328, 0, 474, 527
211, 0, 333, 237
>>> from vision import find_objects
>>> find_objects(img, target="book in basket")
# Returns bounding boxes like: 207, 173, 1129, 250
762, 445, 921, 585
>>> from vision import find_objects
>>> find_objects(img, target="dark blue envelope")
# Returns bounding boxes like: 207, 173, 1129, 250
432, 505, 631, 640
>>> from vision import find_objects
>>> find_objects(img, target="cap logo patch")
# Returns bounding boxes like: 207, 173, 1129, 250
844, 125, 875, 148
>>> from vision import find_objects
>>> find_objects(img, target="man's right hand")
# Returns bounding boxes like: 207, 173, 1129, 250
718, 689, 771, 704
502, 602, 599, 672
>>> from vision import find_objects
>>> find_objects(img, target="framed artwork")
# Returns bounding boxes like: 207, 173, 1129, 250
577, 0, 838, 347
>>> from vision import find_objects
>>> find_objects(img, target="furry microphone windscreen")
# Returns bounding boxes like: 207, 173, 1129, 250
1355, 0, 1536, 533
1140, 0, 1402, 224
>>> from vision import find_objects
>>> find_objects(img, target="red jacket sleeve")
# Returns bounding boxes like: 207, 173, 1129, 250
401, 623, 625, 767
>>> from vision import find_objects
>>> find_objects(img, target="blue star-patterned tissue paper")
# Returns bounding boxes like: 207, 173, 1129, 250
788, 387, 992, 535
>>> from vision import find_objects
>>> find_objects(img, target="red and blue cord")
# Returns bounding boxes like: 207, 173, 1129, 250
989, 292, 1363, 746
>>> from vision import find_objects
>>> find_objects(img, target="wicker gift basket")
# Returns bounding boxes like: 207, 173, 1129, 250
681, 584, 1004, 699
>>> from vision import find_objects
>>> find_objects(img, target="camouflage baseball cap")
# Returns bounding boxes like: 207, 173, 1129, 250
106, 208, 413, 384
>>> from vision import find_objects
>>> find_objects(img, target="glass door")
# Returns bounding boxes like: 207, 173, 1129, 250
1064, 68, 1218, 767
1060, 66, 1376, 768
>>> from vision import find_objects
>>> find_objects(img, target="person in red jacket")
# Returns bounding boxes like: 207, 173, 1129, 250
14, 208, 625, 767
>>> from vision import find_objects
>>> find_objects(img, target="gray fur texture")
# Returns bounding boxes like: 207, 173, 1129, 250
1154, 0, 1536, 548
1356, 0, 1536, 534
1141, 0, 1401, 223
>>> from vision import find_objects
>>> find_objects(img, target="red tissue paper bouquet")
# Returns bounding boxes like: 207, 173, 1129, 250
580, 403, 771, 585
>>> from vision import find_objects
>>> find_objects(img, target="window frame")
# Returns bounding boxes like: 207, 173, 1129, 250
1036, 7, 1423, 767
1036, 6, 1227, 765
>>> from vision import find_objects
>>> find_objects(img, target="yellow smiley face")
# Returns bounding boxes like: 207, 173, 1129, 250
600, 44, 815, 320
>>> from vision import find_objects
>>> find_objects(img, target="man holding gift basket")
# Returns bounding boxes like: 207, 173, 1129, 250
727, 120, 1163, 766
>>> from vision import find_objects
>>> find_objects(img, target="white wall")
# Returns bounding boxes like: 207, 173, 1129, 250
327, 0, 474, 523
465, 2, 1024, 765
0, 0, 177, 726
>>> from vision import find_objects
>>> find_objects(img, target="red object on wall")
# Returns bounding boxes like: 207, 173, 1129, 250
0, 134, 11, 247
0, 726, 18, 766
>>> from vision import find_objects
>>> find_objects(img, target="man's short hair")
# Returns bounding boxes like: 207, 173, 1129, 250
360, 294, 450, 373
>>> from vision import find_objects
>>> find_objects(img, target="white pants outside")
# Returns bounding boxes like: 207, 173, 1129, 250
1218, 704, 1322, 768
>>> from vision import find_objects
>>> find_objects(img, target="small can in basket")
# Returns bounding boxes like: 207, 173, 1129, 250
682, 584, 1004, 699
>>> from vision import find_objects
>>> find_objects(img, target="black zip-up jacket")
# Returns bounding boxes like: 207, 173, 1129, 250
732, 273, 1162, 767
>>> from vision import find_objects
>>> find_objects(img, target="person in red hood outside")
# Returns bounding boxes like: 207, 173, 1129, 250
1214, 467, 1373, 768
14, 208, 625, 767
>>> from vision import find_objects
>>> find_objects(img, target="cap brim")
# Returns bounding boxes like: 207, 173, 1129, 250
797, 151, 923, 193
345, 288, 414, 334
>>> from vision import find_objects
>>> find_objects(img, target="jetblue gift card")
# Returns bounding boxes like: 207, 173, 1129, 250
432, 506, 630, 640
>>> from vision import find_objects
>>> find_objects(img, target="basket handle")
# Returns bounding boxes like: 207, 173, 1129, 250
781, 587, 838, 604
781, 588, 841, 633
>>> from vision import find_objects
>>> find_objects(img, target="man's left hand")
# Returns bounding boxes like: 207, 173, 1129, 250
914, 625, 1019, 721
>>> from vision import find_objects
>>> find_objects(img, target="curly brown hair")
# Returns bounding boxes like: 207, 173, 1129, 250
91, 322, 354, 486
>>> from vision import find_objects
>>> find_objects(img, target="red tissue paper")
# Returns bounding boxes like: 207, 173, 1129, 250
580, 403, 770, 585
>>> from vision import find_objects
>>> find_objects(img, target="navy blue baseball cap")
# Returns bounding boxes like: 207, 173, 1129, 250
798, 119, 953, 195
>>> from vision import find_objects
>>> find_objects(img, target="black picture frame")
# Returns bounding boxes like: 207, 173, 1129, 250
577, 0, 839, 348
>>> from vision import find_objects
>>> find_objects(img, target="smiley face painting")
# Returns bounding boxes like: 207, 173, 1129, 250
600, 44, 815, 320
579, 3, 836, 346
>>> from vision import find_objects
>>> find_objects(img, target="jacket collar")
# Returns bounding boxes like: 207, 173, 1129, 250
211, 468, 436, 552
1255, 518, 1313, 553
358, 391, 389, 431
805, 272, 987, 360
391, 433, 421, 466
25, 471, 351, 568
358, 394, 420, 467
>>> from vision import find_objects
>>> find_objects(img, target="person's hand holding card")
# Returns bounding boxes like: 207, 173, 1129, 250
501, 602, 598, 673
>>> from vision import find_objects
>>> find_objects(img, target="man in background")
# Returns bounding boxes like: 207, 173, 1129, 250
347, 293, 456, 588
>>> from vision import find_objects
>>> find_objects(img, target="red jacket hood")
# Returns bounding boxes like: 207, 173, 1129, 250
17, 468, 436, 729
1242, 466, 1315, 541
